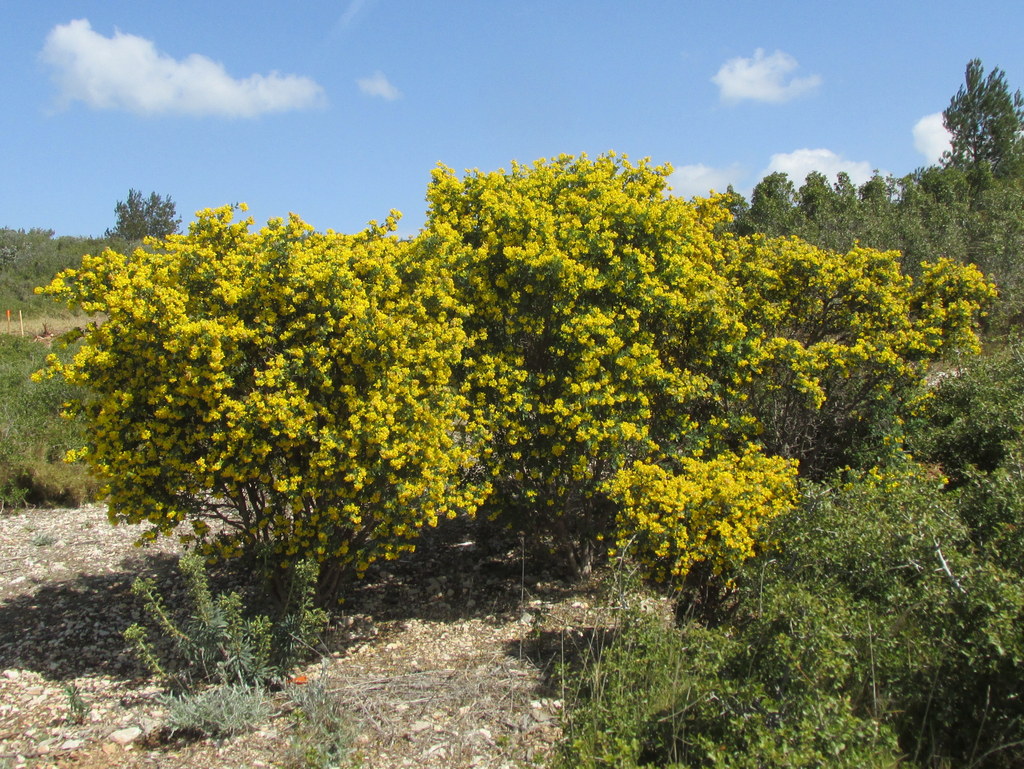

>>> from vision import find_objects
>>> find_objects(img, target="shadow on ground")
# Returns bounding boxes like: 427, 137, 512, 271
0, 551, 182, 680
0, 516, 603, 684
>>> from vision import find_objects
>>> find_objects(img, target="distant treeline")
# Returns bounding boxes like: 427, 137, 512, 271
0, 228, 121, 316
725, 58, 1024, 333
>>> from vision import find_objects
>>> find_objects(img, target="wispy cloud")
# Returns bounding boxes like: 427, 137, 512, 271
357, 70, 401, 101
667, 163, 744, 198
913, 112, 952, 164
40, 19, 326, 117
762, 148, 877, 185
338, 0, 370, 28
712, 48, 821, 104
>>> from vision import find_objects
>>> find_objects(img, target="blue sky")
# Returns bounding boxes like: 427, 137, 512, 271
4, 0, 1024, 238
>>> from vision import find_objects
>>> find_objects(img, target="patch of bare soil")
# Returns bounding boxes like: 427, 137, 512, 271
0, 506, 618, 768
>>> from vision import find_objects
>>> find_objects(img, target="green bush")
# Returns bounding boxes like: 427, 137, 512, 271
124, 552, 328, 693
912, 335, 1024, 484
557, 459, 1024, 768
556, 599, 900, 768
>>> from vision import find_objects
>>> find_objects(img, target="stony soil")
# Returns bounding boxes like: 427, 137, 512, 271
0, 505, 621, 768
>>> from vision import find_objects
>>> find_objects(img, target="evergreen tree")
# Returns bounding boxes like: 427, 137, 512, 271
735, 171, 798, 237
943, 59, 1024, 182
106, 189, 181, 241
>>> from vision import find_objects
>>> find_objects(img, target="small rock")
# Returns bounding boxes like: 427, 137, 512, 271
3, 669, 21, 681
408, 720, 432, 735
109, 726, 142, 746
60, 739, 84, 751
468, 727, 494, 745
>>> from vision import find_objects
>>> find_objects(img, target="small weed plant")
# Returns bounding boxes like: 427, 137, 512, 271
125, 553, 328, 692
164, 683, 274, 738
125, 552, 328, 740
284, 669, 357, 769
29, 531, 56, 547
62, 682, 87, 724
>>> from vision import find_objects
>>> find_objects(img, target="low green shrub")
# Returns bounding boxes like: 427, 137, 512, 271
763, 467, 1024, 767
911, 335, 1024, 484
555, 598, 899, 769
556, 459, 1024, 768
124, 552, 328, 693
164, 683, 274, 738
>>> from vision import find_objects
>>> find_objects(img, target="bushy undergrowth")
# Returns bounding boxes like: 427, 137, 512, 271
125, 553, 328, 693
557, 454, 1024, 768
911, 334, 1024, 483
0, 335, 95, 508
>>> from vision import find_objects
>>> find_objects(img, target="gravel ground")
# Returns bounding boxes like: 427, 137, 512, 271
0, 505, 619, 768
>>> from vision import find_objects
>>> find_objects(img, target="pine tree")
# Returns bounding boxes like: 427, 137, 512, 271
106, 189, 181, 241
943, 59, 1024, 182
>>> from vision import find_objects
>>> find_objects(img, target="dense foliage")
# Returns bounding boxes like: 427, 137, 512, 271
424, 154, 990, 576
559, 448, 1024, 768
423, 156, 800, 576
36, 154, 992, 606
106, 188, 182, 242
39, 206, 484, 599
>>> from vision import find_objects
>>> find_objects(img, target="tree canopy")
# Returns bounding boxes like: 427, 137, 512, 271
943, 58, 1024, 182
106, 189, 181, 241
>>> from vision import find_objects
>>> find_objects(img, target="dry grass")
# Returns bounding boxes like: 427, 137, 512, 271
0, 312, 102, 340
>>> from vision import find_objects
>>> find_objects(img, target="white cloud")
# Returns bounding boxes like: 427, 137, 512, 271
40, 19, 325, 117
667, 163, 743, 198
913, 112, 952, 164
762, 148, 876, 186
357, 70, 401, 101
712, 48, 821, 104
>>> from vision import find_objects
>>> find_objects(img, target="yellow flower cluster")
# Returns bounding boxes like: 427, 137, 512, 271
38, 205, 486, 587
607, 447, 798, 581
719, 236, 995, 474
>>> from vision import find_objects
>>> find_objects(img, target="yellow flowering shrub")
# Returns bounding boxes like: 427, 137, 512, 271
422, 152, 993, 580
37, 205, 484, 600
423, 154, 762, 575
35, 154, 994, 592
721, 236, 996, 476
607, 447, 798, 582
